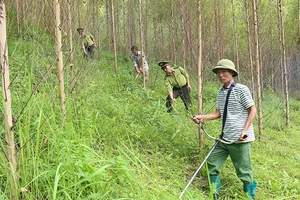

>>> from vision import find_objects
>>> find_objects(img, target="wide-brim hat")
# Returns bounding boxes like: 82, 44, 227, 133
158, 61, 170, 68
212, 59, 238, 77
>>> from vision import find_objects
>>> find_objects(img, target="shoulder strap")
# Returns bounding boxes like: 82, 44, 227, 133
220, 82, 236, 138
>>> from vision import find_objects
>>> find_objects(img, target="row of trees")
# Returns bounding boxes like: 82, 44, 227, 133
1, 0, 300, 198
6, 1, 300, 94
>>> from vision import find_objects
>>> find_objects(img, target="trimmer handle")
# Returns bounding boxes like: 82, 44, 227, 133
242, 134, 248, 139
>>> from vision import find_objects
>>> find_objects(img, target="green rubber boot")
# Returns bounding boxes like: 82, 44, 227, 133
244, 181, 257, 199
209, 175, 221, 200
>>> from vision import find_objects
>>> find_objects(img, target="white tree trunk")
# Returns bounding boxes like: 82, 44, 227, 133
244, 0, 255, 98
179, 0, 186, 69
171, 0, 177, 63
138, 0, 146, 88
111, 0, 118, 74
232, 0, 240, 82
278, 0, 289, 126
197, 0, 204, 148
252, 0, 263, 139
0, 1, 18, 199
67, 0, 75, 89
54, 0, 66, 127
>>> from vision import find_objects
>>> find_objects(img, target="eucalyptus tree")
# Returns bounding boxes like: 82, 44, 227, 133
106, 0, 112, 50
244, 0, 255, 98
0, 1, 18, 199
197, 0, 204, 148
128, 0, 137, 48
252, 0, 263, 139
278, 0, 289, 126
299, 0, 300, 39
185, 1, 198, 70
232, 0, 240, 82
143, 0, 149, 53
138, 0, 146, 88
214, 0, 222, 60
179, 0, 186, 69
111, 0, 118, 74
96, 0, 102, 59
67, 0, 75, 89
16, 0, 20, 33
170, 0, 177, 63
54, 0, 66, 127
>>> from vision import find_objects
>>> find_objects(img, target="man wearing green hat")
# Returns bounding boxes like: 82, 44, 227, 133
158, 61, 191, 113
77, 28, 96, 60
192, 59, 257, 199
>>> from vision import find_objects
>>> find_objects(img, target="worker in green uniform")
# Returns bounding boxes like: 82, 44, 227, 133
77, 28, 96, 60
158, 61, 192, 113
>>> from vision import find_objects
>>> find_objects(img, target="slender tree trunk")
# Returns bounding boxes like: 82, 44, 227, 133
123, 0, 127, 49
54, 0, 66, 127
171, 0, 176, 63
214, 0, 221, 60
160, 22, 165, 58
36, 0, 45, 29
197, 0, 204, 148
158, 9, 165, 60
244, 0, 255, 98
277, 1, 284, 92
259, 42, 264, 101
22, 0, 25, 28
168, 21, 172, 59
186, 18, 197, 70
138, 0, 146, 88
153, 17, 158, 59
179, 0, 186, 68
92, 0, 96, 37
298, 0, 300, 44
232, 0, 240, 82
278, 0, 289, 126
144, 0, 148, 52
16, 0, 20, 33
96, 0, 101, 59
0, 1, 18, 199
127, 0, 132, 46
111, 0, 118, 74
115, 1, 120, 51
128, 0, 136, 46
252, 0, 263, 139
106, 0, 112, 50
67, 0, 75, 89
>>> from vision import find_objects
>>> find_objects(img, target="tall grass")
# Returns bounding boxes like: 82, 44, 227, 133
1, 34, 300, 199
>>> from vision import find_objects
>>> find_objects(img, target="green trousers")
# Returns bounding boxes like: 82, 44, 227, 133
207, 142, 253, 184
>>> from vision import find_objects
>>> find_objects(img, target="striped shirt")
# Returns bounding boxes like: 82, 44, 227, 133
216, 83, 255, 143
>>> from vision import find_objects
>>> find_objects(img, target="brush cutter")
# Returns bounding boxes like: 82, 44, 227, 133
179, 122, 247, 199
